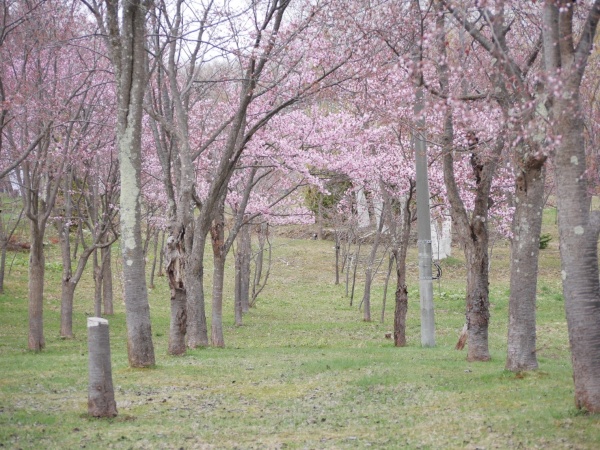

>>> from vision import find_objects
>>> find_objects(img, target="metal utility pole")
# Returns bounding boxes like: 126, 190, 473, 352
414, 87, 435, 347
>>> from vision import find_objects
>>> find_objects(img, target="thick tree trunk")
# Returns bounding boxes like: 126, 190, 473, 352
540, 0, 600, 411
165, 234, 187, 355
555, 93, 600, 412
116, 0, 155, 368
87, 317, 117, 418
210, 212, 226, 348
464, 243, 491, 362
506, 161, 545, 371
28, 225, 45, 351
169, 288, 187, 355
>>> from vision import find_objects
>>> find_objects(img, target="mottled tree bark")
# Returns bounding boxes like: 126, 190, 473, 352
506, 157, 545, 371
116, 0, 155, 367
28, 225, 45, 351
393, 186, 414, 347
165, 234, 187, 355
542, 0, 600, 411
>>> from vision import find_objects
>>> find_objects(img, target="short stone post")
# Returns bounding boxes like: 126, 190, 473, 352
87, 317, 118, 417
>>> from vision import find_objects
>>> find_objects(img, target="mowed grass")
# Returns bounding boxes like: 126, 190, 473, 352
1, 215, 600, 449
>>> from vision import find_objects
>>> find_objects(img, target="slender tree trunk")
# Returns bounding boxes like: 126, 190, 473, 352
234, 251, 243, 326
361, 205, 386, 322
335, 232, 341, 286
362, 272, 373, 322
0, 244, 6, 294
381, 254, 393, 323
394, 275, 408, 347
240, 222, 251, 313
102, 243, 114, 315
157, 230, 165, 277
28, 224, 45, 351
93, 250, 103, 317
186, 228, 209, 348
150, 230, 159, 289
210, 209, 226, 348
59, 229, 74, 337
0, 207, 7, 294
506, 160, 545, 371
393, 190, 414, 347
251, 222, 271, 307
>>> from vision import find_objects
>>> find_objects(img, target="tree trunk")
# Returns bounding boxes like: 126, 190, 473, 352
539, 0, 600, 411
60, 281, 76, 339
93, 250, 103, 317
506, 160, 545, 371
0, 243, 6, 294
555, 90, 600, 411
102, 244, 114, 315
334, 232, 341, 286
28, 224, 45, 351
210, 210, 226, 348
464, 243, 491, 362
394, 278, 408, 347
186, 229, 209, 348
381, 255, 393, 323
116, 0, 155, 368
169, 287, 187, 355
251, 222, 271, 307
234, 251, 243, 326
240, 222, 251, 313
149, 230, 159, 289
87, 317, 118, 418
165, 234, 187, 355
393, 189, 413, 347
362, 270, 372, 322
59, 224, 74, 337
0, 208, 7, 294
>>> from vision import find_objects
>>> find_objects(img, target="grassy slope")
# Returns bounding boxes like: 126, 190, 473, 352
1, 209, 599, 449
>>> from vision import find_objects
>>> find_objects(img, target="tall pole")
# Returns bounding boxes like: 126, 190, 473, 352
414, 87, 435, 347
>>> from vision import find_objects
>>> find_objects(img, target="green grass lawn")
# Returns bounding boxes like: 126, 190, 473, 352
1, 219, 599, 449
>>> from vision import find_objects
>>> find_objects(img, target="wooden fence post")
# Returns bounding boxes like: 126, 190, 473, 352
87, 317, 117, 417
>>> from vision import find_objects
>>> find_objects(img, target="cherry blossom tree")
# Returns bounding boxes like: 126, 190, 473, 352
2, 0, 112, 350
